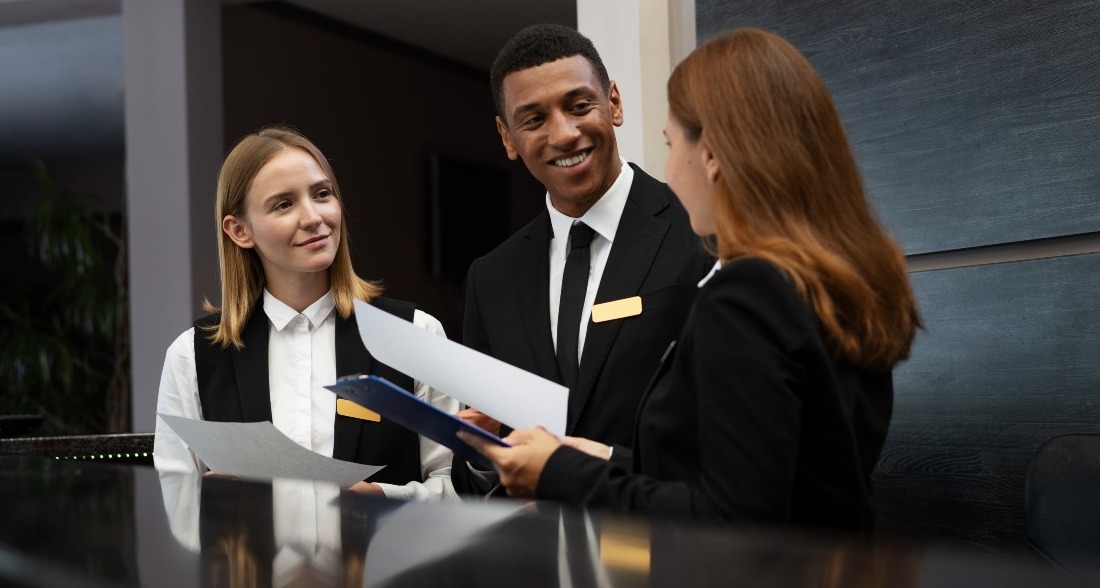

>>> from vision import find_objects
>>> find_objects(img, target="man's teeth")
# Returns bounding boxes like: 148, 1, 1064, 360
553, 152, 589, 167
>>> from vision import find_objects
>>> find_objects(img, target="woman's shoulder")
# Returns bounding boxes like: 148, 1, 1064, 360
357, 296, 447, 338
365, 296, 416, 319
192, 311, 221, 330
165, 326, 197, 362
707, 256, 796, 294
699, 256, 815, 332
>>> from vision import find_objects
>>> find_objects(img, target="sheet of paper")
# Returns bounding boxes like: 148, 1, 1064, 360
363, 500, 525, 588
355, 299, 568, 436
158, 413, 383, 487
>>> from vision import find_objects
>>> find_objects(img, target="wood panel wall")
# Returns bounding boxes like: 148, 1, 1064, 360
695, 0, 1100, 554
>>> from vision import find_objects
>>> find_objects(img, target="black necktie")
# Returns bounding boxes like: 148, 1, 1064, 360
557, 222, 595, 391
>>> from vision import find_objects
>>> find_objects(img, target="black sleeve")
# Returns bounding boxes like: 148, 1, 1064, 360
609, 444, 633, 470
451, 257, 503, 496
537, 260, 811, 523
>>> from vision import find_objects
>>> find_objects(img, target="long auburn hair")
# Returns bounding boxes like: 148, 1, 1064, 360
668, 29, 920, 370
206, 127, 382, 349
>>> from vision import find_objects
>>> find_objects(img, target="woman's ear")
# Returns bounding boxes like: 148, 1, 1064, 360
701, 141, 721, 184
222, 215, 254, 249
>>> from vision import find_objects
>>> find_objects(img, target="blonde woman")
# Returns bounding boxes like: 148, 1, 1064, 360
154, 127, 456, 500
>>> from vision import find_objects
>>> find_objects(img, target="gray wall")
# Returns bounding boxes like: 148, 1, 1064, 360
696, 0, 1100, 552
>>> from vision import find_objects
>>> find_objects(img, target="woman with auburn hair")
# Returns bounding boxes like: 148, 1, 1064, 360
154, 127, 457, 500
463, 28, 920, 530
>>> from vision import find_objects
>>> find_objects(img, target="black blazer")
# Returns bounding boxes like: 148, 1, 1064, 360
454, 165, 710, 492
193, 296, 423, 485
538, 258, 893, 531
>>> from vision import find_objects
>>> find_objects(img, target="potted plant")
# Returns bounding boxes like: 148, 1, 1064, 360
0, 161, 129, 434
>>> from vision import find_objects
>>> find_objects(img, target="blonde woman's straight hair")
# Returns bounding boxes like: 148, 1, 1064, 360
205, 127, 382, 348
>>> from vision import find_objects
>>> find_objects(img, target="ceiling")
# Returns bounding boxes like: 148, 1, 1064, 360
0, 0, 574, 158
279, 0, 574, 72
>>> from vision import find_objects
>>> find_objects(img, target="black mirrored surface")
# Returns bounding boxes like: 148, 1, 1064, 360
0, 457, 1092, 587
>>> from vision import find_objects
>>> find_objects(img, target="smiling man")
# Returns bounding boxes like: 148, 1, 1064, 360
453, 24, 710, 496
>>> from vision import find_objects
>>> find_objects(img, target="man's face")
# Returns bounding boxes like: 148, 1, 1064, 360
496, 55, 624, 218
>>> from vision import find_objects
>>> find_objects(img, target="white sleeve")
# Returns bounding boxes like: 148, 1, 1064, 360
157, 470, 203, 553
375, 309, 460, 502
153, 328, 206, 473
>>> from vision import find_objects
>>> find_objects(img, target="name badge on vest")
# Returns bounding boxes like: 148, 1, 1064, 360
591, 296, 643, 323
337, 398, 381, 422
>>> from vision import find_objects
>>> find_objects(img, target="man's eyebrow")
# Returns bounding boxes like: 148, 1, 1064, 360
509, 86, 599, 121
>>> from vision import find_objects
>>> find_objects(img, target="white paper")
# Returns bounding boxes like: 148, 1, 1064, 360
363, 500, 525, 588
158, 413, 383, 487
354, 299, 568, 436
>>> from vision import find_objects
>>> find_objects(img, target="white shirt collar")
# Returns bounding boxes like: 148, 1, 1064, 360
262, 289, 336, 331
697, 260, 724, 288
547, 157, 633, 258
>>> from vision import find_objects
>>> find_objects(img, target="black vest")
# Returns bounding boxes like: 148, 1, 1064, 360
193, 297, 422, 485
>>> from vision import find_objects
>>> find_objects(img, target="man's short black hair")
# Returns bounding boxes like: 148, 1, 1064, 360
490, 23, 611, 121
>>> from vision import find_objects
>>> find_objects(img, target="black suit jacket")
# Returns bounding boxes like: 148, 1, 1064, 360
538, 258, 894, 531
454, 164, 710, 492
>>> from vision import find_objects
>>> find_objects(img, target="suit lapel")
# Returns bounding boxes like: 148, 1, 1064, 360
233, 304, 274, 423
332, 311, 371, 462
516, 212, 562, 384
569, 169, 671, 431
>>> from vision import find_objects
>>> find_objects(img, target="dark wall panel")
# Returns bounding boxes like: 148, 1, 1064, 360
222, 5, 544, 339
873, 253, 1100, 550
695, 0, 1100, 255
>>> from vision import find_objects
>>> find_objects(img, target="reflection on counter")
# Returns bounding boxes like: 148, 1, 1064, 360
0, 457, 1092, 588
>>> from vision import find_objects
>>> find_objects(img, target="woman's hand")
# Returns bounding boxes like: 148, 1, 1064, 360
458, 427, 561, 498
562, 436, 612, 460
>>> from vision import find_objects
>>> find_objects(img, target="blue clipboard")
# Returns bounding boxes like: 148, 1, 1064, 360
325, 374, 508, 470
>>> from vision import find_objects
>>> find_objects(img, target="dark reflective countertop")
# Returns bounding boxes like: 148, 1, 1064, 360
0, 457, 1094, 588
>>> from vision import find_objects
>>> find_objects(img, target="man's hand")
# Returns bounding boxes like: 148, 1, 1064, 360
347, 482, 385, 496
458, 408, 501, 436
458, 427, 561, 498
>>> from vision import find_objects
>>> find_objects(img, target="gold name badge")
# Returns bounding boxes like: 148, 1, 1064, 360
337, 398, 381, 422
591, 296, 643, 323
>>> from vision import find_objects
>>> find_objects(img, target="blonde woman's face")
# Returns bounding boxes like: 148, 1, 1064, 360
663, 116, 716, 236
222, 147, 342, 292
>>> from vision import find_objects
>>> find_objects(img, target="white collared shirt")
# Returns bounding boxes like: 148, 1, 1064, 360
546, 158, 633, 362
264, 290, 341, 457
153, 290, 458, 501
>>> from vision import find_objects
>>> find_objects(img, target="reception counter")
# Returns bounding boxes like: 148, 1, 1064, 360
0, 456, 1091, 587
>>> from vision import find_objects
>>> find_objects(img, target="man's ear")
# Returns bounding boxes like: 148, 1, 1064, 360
495, 116, 519, 161
607, 80, 624, 127
702, 141, 720, 184
222, 215, 254, 249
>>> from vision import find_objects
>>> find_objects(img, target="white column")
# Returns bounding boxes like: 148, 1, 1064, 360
578, 0, 695, 180
123, 0, 222, 432
668, 0, 697, 65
